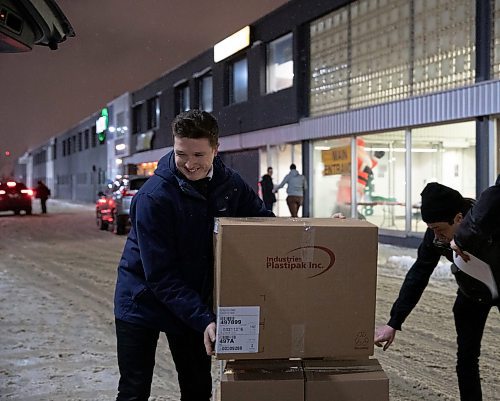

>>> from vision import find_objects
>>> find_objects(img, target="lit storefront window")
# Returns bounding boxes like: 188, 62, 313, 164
411, 121, 476, 232
260, 143, 302, 217
359, 132, 406, 230
137, 162, 158, 176
311, 137, 352, 217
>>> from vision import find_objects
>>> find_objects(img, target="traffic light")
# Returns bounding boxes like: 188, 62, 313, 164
4, 150, 10, 156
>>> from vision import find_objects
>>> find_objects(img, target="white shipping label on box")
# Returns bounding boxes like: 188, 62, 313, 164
216, 306, 260, 353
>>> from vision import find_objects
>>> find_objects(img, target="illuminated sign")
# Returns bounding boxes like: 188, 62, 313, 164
214, 26, 250, 63
96, 108, 109, 143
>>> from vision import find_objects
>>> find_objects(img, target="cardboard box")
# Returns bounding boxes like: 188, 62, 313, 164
214, 217, 378, 360
220, 360, 304, 401
303, 359, 389, 401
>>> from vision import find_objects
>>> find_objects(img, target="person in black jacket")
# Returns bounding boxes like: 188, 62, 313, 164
113, 110, 274, 401
374, 182, 495, 401
35, 180, 51, 214
260, 166, 276, 211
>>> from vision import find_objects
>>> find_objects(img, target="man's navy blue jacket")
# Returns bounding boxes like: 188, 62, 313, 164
114, 151, 274, 334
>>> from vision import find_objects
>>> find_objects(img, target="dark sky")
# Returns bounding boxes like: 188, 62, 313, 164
0, 0, 289, 175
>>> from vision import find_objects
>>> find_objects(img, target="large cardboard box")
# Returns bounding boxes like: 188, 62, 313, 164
303, 359, 389, 401
214, 217, 378, 360
220, 360, 304, 401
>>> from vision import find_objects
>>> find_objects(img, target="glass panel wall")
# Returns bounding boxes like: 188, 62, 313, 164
309, 0, 475, 117
413, 0, 475, 95
310, 7, 349, 116
267, 32, 294, 93
311, 137, 351, 217
493, 0, 500, 78
360, 132, 406, 230
350, 0, 411, 109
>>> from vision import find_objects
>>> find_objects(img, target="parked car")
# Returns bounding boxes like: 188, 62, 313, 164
0, 181, 33, 215
95, 175, 148, 234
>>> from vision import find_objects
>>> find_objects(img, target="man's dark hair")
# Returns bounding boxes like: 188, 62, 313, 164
267, 167, 273, 173
290, 164, 296, 170
172, 109, 219, 148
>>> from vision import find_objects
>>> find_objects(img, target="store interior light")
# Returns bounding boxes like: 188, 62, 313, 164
115, 144, 126, 151
367, 147, 438, 153
116, 158, 123, 165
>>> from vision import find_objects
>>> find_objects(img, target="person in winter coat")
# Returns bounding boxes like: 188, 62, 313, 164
113, 109, 274, 401
373, 182, 498, 401
260, 166, 276, 211
274, 163, 307, 217
35, 180, 50, 214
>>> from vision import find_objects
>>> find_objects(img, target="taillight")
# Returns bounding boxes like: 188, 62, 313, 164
6, 181, 16, 187
21, 189, 34, 196
98, 198, 107, 204
0, 190, 5, 195
121, 189, 135, 197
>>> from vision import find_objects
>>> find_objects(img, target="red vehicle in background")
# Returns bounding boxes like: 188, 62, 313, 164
0, 181, 33, 215
95, 175, 148, 235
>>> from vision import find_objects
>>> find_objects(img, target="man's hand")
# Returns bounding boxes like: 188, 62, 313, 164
374, 325, 397, 351
203, 322, 216, 356
450, 239, 470, 262
331, 212, 346, 219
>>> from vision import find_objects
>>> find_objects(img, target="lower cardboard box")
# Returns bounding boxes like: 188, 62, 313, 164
220, 360, 304, 401
219, 359, 389, 401
303, 359, 389, 401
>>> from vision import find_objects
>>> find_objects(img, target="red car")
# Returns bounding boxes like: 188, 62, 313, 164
95, 175, 148, 234
0, 181, 33, 215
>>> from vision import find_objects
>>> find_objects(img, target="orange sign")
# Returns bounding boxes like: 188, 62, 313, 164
321, 145, 351, 175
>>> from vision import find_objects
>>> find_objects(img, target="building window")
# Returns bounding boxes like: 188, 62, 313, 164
84, 129, 89, 149
116, 111, 126, 138
132, 104, 143, 134
53, 139, 57, 160
91, 126, 97, 147
229, 57, 248, 104
267, 33, 294, 93
175, 84, 190, 115
147, 96, 159, 130
198, 73, 213, 112
78, 132, 82, 151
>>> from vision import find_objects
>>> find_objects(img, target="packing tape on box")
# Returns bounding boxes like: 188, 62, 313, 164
291, 324, 305, 355
300, 224, 316, 263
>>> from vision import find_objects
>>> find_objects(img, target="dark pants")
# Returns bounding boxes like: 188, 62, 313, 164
40, 197, 47, 214
286, 195, 303, 217
115, 319, 212, 401
263, 200, 274, 211
453, 291, 499, 401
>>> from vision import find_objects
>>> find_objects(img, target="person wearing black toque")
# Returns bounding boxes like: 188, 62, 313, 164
374, 182, 497, 401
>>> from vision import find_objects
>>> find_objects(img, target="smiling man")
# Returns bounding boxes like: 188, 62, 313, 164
374, 182, 498, 401
113, 109, 274, 401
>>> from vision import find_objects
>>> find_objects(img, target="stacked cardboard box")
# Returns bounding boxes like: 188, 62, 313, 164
213, 217, 388, 400
220, 359, 388, 401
